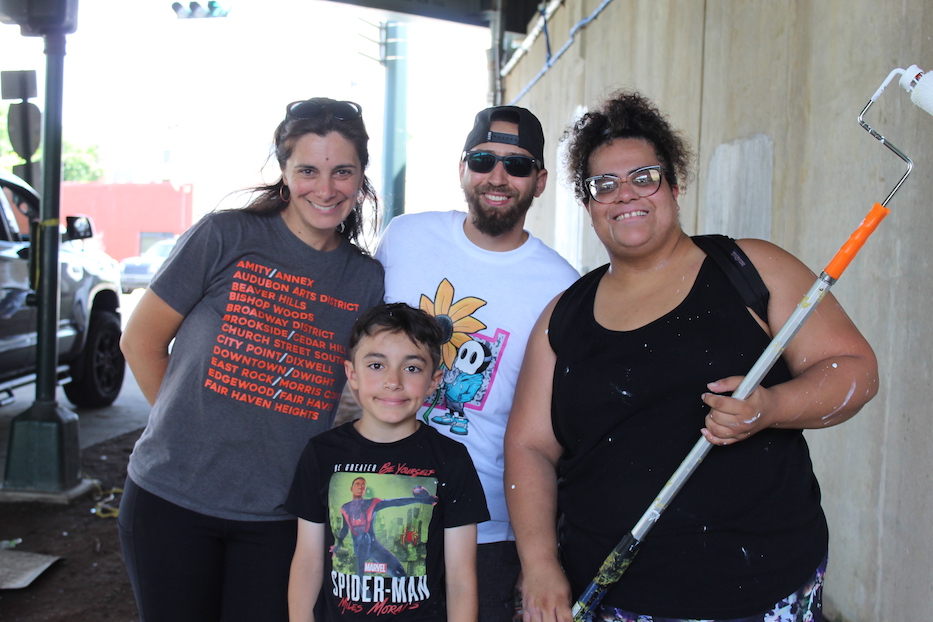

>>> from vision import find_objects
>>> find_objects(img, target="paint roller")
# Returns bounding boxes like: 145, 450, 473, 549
870, 65, 933, 116
570, 64, 932, 622
906, 68, 933, 114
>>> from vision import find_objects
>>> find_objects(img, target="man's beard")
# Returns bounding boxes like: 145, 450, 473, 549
463, 183, 535, 237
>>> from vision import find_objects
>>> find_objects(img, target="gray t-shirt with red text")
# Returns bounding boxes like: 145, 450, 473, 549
127, 210, 384, 521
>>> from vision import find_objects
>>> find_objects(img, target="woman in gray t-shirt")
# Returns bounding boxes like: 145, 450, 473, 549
118, 98, 385, 622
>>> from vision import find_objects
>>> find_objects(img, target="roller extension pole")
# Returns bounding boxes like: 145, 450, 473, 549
571, 61, 933, 619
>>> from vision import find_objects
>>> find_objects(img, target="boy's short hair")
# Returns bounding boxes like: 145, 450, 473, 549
348, 303, 444, 370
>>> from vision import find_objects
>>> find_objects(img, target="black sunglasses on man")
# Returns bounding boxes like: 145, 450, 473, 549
462, 151, 538, 178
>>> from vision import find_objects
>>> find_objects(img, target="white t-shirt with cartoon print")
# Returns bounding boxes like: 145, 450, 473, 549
376, 210, 579, 543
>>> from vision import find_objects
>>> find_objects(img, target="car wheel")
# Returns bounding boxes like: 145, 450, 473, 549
63, 310, 126, 408
121, 287, 134, 294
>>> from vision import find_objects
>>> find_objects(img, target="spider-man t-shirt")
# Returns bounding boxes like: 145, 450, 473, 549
286, 422, 489, 621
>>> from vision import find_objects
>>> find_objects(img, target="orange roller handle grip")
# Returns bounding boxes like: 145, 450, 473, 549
824, 203, 891, 280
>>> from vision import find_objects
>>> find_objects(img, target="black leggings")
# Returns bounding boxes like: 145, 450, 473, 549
118, 477, 297, 622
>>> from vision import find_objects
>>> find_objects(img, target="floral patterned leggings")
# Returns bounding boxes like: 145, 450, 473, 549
598, 556, 826, 622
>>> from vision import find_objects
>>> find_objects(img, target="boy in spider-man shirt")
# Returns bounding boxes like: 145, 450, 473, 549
286, 303, 489, 621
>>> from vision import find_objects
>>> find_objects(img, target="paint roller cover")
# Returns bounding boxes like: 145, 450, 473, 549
911, 73, 933, 115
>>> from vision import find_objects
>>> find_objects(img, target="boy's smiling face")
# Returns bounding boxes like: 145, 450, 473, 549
345, 329, 442, 442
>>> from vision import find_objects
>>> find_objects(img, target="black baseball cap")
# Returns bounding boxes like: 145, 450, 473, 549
463, 105, 545, 168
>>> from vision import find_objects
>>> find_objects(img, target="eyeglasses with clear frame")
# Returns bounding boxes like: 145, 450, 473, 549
585, 165, 663, 203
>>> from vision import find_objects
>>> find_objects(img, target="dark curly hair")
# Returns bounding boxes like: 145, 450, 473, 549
241, 98, 378, 245
563, 90, 694, 204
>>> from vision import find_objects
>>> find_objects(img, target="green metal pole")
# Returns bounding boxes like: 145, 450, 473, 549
3, 30, 82, 493
35, 33, 64, 403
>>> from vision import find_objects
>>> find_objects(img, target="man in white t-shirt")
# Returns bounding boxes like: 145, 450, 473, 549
376, 105, 579, 621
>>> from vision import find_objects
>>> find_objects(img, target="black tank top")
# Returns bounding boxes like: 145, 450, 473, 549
548, 258, 828, 619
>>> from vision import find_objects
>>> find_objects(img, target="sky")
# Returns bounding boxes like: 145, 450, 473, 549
0, 0, 491, 225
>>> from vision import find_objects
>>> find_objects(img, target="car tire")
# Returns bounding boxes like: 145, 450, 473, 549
63, 310, 126, 408
121, 287, 134, 294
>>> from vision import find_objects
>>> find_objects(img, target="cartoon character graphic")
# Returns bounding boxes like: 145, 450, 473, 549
331, 477, 437, 580
419, 279, 508, 435
431, 339, 492, 435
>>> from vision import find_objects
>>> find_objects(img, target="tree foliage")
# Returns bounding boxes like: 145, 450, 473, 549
62, 141, 103, 182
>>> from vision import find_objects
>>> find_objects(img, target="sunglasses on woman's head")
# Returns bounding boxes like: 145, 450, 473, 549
286, 100, 363, 121
462, 151, 538, 178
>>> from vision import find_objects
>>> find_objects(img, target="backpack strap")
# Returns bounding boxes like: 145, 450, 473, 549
691, 234, 770, 324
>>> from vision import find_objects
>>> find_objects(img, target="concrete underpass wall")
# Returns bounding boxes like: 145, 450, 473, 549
502, 2, 933, 619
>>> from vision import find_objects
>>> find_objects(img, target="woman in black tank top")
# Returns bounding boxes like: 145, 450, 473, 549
503, 90, 878, 622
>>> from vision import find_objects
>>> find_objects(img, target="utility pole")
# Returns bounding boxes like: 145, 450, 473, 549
359, 18, 409, 230
380, 20, 408, 229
